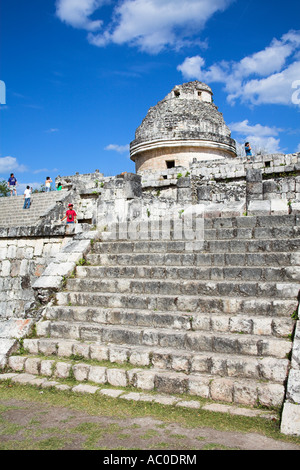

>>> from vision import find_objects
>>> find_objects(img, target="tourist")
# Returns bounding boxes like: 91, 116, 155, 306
23, 186, 31, 209
8, 173, 17, 196
61, 203, 77, 224
45, 176, 53, 192
56, 182, 63, 191
245, 142, 252, 158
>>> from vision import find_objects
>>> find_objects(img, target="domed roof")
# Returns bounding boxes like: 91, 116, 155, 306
130, 81, 234, 150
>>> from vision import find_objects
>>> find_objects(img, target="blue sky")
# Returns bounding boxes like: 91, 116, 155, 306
1, 0, 300, 192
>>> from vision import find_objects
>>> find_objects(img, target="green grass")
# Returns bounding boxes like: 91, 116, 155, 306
0, 381, 300, 450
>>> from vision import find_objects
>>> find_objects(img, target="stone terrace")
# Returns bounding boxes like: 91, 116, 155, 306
0, 190, 68, 227
7, 214, 299, 410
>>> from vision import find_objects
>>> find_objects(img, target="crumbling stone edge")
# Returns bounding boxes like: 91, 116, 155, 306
0, 226, 100, 369
32, 228, 99, 306
280, 316, 300, 436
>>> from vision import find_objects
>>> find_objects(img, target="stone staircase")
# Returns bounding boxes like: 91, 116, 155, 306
6, 214, 300, 409
0, 191, 68, 227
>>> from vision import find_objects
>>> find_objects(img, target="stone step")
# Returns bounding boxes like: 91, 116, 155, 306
0, 194, 64, 208
6, 353, 285, 408
56, 291, 296, 316
0, 192, 68, 226
100, 226, 300, 242
0, 371, 279, 419
45, 305, 294, 339
39, 319, 292, 359
100, 214, 298, 233
0, 210, 58, 219
90, 238, 300, 253
86, 251, 300, 268
123, 214, 298, 229
76, 264, 300, 283
64, 277, 299, 300
22, 337, 290, 384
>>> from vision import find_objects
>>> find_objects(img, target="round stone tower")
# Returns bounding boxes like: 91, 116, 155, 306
130, 81, 237, 172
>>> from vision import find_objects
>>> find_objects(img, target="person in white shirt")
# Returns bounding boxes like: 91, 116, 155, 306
23, 186, 32, 209
45, 176, 52, 192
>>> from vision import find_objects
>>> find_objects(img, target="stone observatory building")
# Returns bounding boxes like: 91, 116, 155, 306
130, 80, 237, 172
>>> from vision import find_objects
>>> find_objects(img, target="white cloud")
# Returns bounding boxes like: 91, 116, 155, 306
55, 0, 107, 31
56, 0, 234, 54
0, 156, 27, 175
230, 120, 282, 155
230, 120, 281, 138
33, 168, 59, 174
178, 30, 300, 106
296, 143, 300, 152
45, 128, 59, 133
105, 144, 129, 153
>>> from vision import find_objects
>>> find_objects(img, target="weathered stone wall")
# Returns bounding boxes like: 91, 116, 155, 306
0, 226, 79, 319
1, 157, 300, 436
140, 152, 300, 185
281, 319, 300, 436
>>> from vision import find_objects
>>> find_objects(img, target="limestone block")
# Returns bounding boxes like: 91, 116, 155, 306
247, 182, 263, 194
25, 357, 41, 375
72, 384, 99, 394
42, 262, 75, 278
291, 202, 300, 214
188, 375, 211, 398
57, 340, 74, 358
270, 199, 289, 215
38, 340, 58, 356
246, 169, 262, 182
121, 392, 142, 401
233, 380, 259, 406
55, 361, 72, 379
0, 319, 34, 340
8, 355, 26, 371
129, 349, 150, 367
292, 322, 300, 368
73, 363, 90, 381
23, 247, 34, 260
247, 200, 270, 215
106, 368, 128, 387
7, 245, 17, 259
1, 260, 11, 276
257, 383, 285, 408
286, 370, 300, 403
88, 366, 107, 384
134, 370, 155, 391
90, 344, 109, 361
211, 316, 229, 333
276, 282, 299, 299
172, 356, 190, 372
18, 259, 29, 277
36, 320, 51, 337
23, 339, 39, 354
252, 318, 272, 336
73, 342, 90, 359
100, 389, 124, 398
34, 240, 44, 256
33, 276, 63, 290
281, 403, 300, 436
40, 360, 55, 377
210, 378, 234, 403
61, 239, 91, 254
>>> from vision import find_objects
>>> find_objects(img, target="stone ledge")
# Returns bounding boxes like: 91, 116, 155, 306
0, 223, 92, 239
281, 403, 300, 436
0, 371, 277, 420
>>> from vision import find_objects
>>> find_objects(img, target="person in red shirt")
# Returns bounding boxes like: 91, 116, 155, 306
61, 203, 77, 224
